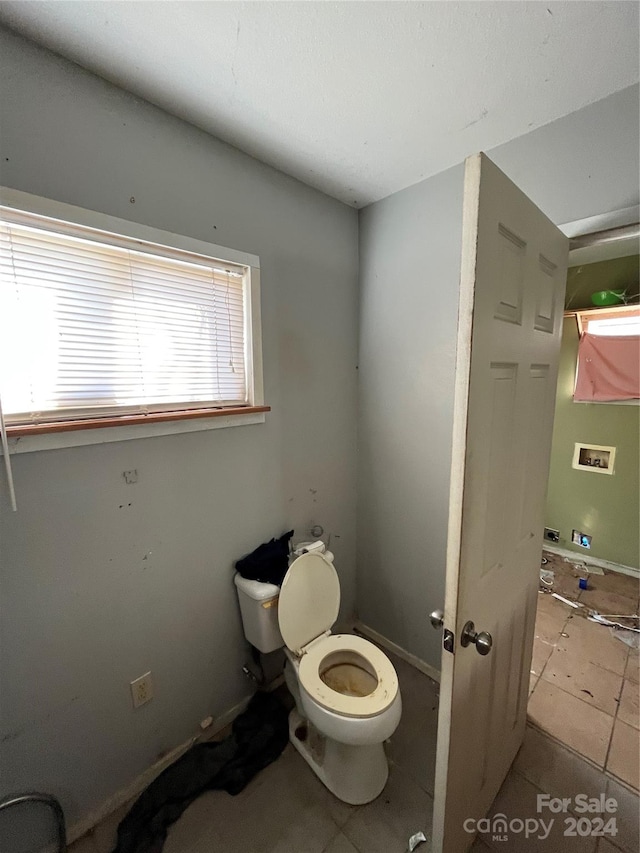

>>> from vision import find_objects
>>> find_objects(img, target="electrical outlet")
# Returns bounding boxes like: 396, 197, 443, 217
544, 527, 560, 543
130, 672, 153, 708
572, 529, 592, 549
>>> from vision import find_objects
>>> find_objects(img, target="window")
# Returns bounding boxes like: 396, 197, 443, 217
0, 202, 266, 434
576, 306, 640, 337
572, 306, 640, 403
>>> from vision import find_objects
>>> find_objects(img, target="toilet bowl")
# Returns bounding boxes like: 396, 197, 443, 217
275, 550, 402, 804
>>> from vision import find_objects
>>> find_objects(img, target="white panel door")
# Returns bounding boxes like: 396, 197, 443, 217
431, 153, 568, 853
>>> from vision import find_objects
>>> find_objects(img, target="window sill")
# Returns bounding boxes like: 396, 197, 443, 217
4, 406, 270, 455
572, 399, 639, 406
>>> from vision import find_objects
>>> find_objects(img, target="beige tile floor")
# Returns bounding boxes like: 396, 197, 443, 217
528, 552, 640, 794
68, 625, 638, 853
474, 726, 640, 853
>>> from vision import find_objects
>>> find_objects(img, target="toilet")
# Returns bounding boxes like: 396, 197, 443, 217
234, 548, 402, 805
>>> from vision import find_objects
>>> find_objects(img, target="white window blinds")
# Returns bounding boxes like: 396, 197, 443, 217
0, 210, 249, 425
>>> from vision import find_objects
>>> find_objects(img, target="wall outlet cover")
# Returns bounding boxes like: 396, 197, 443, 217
572, 443, 616, 475
130, 672, 153, 708
544, 527, 560, 543
572, 530, 592, 549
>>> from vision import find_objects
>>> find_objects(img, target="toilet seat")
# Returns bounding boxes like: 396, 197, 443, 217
299, 634, 399, 719
278, 552, 399, 719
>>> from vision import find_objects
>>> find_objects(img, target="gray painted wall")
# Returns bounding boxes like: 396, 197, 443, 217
358, 164, 464, 666
0, 27, 358, 831
357, 84, 640, 670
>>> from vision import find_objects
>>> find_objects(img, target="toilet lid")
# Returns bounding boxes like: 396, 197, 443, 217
278, 552, 340, 653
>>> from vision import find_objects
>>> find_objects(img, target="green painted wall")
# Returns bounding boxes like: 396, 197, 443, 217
545, 256, 640, 568
565, 253, 639, 310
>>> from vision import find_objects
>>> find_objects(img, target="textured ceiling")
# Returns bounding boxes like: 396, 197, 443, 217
0, 1, 638, 207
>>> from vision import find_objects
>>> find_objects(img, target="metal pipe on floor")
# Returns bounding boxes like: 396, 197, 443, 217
0, 792, 67, 852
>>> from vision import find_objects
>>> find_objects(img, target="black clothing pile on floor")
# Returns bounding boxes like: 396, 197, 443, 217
113, 691, 289, 853
235, 529, 293, 586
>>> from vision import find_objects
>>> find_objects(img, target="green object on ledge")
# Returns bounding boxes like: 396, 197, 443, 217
590, 289, 626, 306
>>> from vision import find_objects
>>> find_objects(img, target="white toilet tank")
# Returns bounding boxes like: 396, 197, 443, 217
234, 574, 284, 653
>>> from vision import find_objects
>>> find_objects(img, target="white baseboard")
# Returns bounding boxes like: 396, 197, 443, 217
66, 693, 253, 845
264, 673, 285, 692
354, 620, 441, 684
543, 544, 639, 579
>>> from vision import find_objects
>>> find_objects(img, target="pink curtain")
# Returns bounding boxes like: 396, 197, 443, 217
574, 333, 640, 402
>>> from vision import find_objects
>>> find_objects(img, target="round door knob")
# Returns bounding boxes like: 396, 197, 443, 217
429, 609, 444, 629
475, 631, 493, 656
460, 620, 493, 655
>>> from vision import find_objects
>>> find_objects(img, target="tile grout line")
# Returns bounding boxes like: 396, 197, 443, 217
525, 720, 603, 770
532, 583, 638, 791
530, 604, 617, 774
533, 662, 615, 754
528, 593, 570, 698
537, 657, 623, 712
480, 768, 550, 853
519, 722, 609, 791
321, 823, 350, 853
535, 569, 640, 801
604, 839, 631, 853
533, 601, 572, 685
527, 715, 639, 796
601, 645, 630, 774
538, 604, 629, 706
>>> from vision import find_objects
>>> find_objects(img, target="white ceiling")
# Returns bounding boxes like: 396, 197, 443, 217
1, 1, 638, 207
